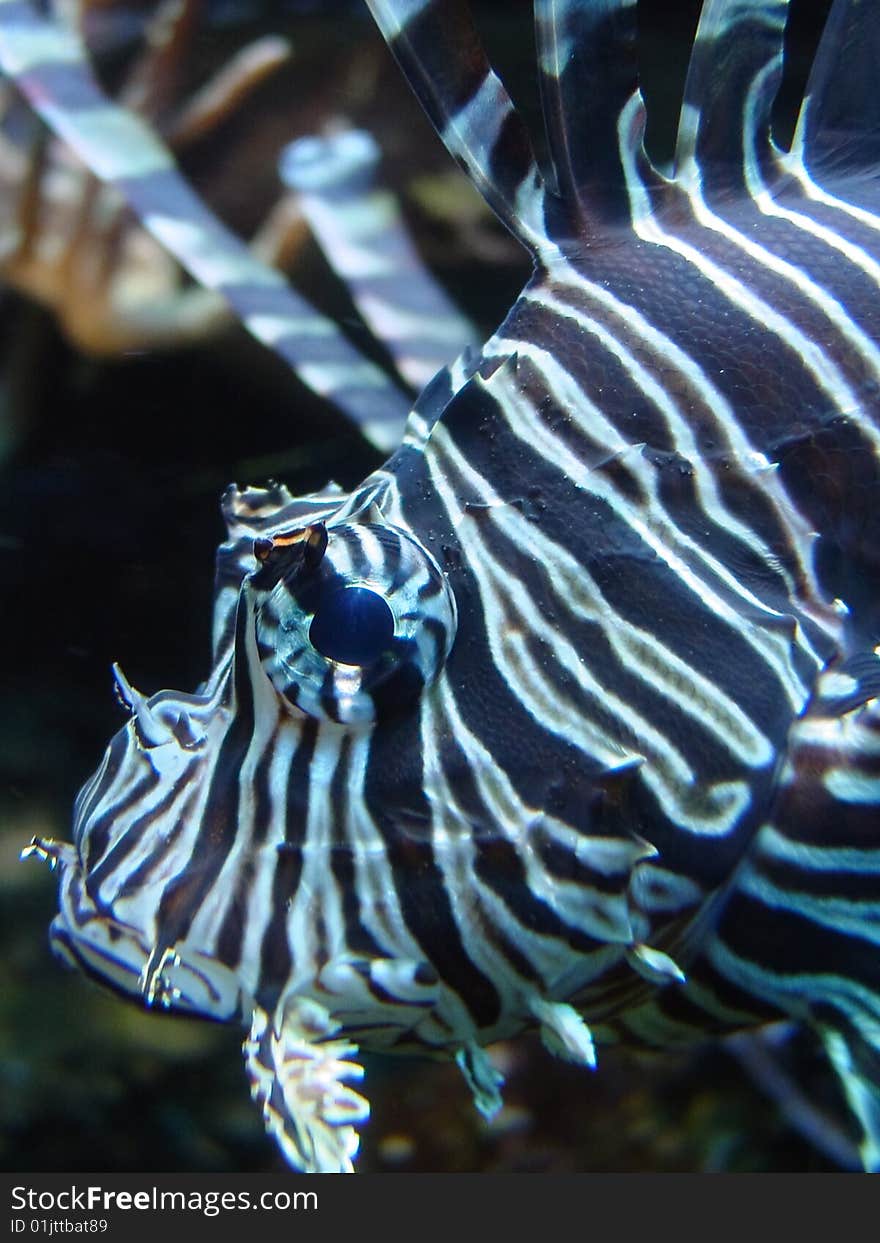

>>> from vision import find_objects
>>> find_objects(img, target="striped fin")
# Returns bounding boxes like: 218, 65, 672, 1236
674, 0, 789, 184
796, 0, 880, 174
699, 648, 880, 1170
821, 1026, 880, 1172
279, 128, 479, 391
534, 0, 640, 226
0, 0, 410, 451
455, 1042, 505, 1119
363, 0, 547, 249
725, 1028, 862, 1169
243, 998, 369, 1175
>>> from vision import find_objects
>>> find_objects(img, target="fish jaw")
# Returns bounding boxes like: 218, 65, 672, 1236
22, 832, 242, 1021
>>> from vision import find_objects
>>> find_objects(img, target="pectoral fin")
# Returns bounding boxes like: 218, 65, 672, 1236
681, 649, 880, 1170
243, 997, 369, 1174
818, 1025, 880, 1172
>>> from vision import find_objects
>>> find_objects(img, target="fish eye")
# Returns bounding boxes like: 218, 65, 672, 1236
309, 586, 395, 667
250, 520, 456, 724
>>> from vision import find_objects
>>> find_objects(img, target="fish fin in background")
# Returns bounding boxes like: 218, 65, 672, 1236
696, 647, 880, 1171
243, 997, 369, 1175
0, 0, 411, 452
363, 0, 547, 251
279, 127, 479, 392
796, 0, 880, 176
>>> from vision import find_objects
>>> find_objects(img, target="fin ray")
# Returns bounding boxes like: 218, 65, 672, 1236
280, 128, 479, 392
796, 0, 880, 175
0, 0, 410, 452
674, 0, 789, 185
534, 0, 640, 227
364, 0, 547, 250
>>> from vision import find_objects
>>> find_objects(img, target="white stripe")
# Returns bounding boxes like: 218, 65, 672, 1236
785, 98, 880, 235
620, 93, 871, 468
758, 825, 880, 873
532, 256, 826, 619
428, 420, 755, 835
490, 330, 820, 705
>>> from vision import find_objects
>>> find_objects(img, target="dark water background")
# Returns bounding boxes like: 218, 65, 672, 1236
0, 0, 852, 1172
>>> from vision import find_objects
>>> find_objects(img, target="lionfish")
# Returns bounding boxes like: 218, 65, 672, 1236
7, 0, 880, 1172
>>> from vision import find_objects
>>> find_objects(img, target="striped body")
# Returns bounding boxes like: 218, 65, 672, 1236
10, 0, 880, 1170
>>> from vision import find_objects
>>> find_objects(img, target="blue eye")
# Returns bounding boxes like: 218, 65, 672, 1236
309, 586, 395, 667
253, 519, 457, 724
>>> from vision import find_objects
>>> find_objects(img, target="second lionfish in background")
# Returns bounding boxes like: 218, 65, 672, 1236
6, 0, 880, 1172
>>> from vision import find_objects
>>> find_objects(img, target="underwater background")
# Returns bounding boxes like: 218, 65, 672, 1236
0, 0, 855, 1172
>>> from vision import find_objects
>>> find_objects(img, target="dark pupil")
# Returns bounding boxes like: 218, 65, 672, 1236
309, 586, 395, 666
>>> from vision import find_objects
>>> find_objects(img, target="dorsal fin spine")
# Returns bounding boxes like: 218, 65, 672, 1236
365, 0, 548, 251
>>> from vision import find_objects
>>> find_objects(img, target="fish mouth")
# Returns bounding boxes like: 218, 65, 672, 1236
22, 833, 150, 1000
22, 833, 242, 1021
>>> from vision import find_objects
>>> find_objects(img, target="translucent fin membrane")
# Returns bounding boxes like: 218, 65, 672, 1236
534, 0, 640, 229
796, 0, 880, 175
364, 0, 547, 251
674, 0, 789, 185
0, 0, 410, 452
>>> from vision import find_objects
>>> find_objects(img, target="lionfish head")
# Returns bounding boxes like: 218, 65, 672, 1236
26, 471, 458, 1020
24, 653, 246, 1019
